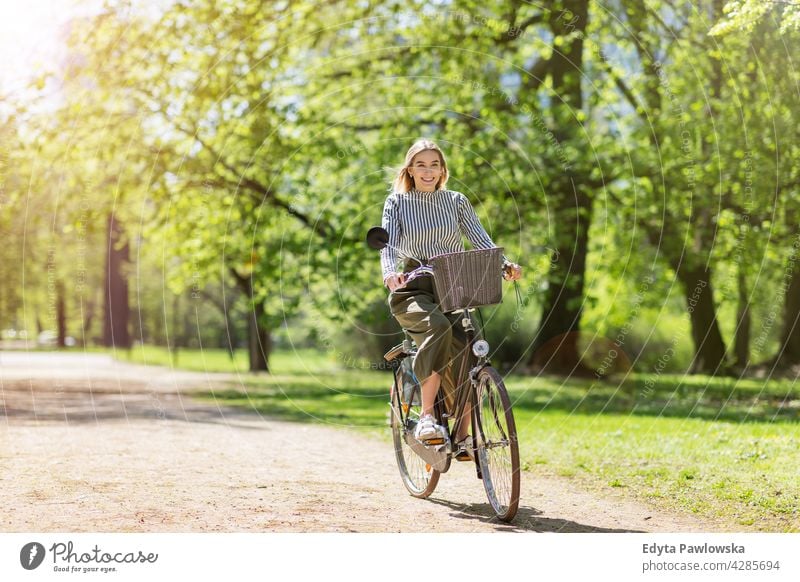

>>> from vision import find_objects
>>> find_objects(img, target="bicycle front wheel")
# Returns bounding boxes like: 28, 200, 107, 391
390, 366, 439, 498
474, 366, 520, 522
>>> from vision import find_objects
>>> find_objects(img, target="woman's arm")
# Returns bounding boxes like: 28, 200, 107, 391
380, 193, 402, 286
456, 191, 497, 250
457, 192, 521, 280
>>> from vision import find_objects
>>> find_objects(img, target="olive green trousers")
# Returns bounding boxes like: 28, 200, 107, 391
388, 275, 471, 413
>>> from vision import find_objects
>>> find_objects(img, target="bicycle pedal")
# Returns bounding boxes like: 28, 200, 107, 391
422, 437, 446, 446
454, 450, 472, 462
452, 435, 473, 460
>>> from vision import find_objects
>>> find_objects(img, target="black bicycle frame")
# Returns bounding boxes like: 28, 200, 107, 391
445, 315, 478, 440
391, 309, 488, 465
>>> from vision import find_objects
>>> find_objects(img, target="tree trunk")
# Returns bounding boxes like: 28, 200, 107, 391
82, 300, 95, 345
775, 262, 800, 368
231, 268, 271, 372
56, 280, 67, 348
103, 212, 131, 348
248, 298, 271, 373
677, 265, 728, 374
529, 0, 592, 374
171, 291, 180, 366
224, 318, 238, 360
530, 188, 593, 374
733, 268, 751, 367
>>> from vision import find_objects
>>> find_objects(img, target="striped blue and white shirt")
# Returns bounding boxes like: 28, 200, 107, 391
380, 188, 502, 282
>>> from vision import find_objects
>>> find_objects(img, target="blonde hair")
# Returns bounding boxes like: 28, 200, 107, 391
389, 139, 450, 193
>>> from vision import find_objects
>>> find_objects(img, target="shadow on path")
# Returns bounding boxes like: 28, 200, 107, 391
0, 382, 267, 427
425, 497, 645, 532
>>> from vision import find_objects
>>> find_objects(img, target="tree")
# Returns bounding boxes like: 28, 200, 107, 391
588, 0, 797, 373
711, 0, 800, 371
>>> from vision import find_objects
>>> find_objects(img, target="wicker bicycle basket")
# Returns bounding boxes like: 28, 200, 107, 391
429, 247, 504, 313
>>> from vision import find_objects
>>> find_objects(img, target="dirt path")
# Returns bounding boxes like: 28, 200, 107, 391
0, 352, 735, 533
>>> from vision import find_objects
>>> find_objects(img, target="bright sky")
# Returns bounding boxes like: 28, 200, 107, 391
0, 0, 100, 96
0, 0, 65, 92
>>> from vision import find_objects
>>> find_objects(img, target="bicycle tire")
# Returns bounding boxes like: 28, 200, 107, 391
474, 366, 520, 522
390, 364, 440, 498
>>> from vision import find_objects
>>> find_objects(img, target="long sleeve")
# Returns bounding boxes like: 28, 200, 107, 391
456, 192, 513, 266
456, 192, 496, 250
380, 193, 402, 281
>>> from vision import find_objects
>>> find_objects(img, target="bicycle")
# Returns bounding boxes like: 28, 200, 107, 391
367, 226, 521, 522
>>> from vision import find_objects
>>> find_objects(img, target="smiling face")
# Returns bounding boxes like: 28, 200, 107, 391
407, 149, 443, 192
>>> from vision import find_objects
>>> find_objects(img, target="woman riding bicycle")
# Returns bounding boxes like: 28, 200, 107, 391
380, 138, 522, 447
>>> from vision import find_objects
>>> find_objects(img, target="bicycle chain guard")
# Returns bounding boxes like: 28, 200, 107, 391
404, 429, 451, 473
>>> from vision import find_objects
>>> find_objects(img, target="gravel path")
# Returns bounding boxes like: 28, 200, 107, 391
0, 352, 735, 533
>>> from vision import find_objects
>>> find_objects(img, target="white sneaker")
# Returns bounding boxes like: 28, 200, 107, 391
414, 414, 446, 444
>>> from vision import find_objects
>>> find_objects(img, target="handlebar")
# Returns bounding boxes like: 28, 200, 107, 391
401, 265, 435, 285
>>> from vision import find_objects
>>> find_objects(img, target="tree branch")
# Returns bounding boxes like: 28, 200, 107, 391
520, 55, 550, 93
174, 122, 335, 239
496, 11, 546, 45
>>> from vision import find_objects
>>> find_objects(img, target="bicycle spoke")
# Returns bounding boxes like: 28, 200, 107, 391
475, 367, 520, 522
391, 366, 439, 498
487, 386, 508, 442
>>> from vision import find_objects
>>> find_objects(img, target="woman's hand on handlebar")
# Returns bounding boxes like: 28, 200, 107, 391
503, 262, 522, 281
384, 273, 407, 292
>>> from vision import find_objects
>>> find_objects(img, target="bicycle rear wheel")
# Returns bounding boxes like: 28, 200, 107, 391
474, 366, 520, 521
390, 363, 439, 498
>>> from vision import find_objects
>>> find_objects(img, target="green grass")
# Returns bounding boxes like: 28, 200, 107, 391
118, 346, 800, 532
114, 344, 333, 374
500, 373, 799, 531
